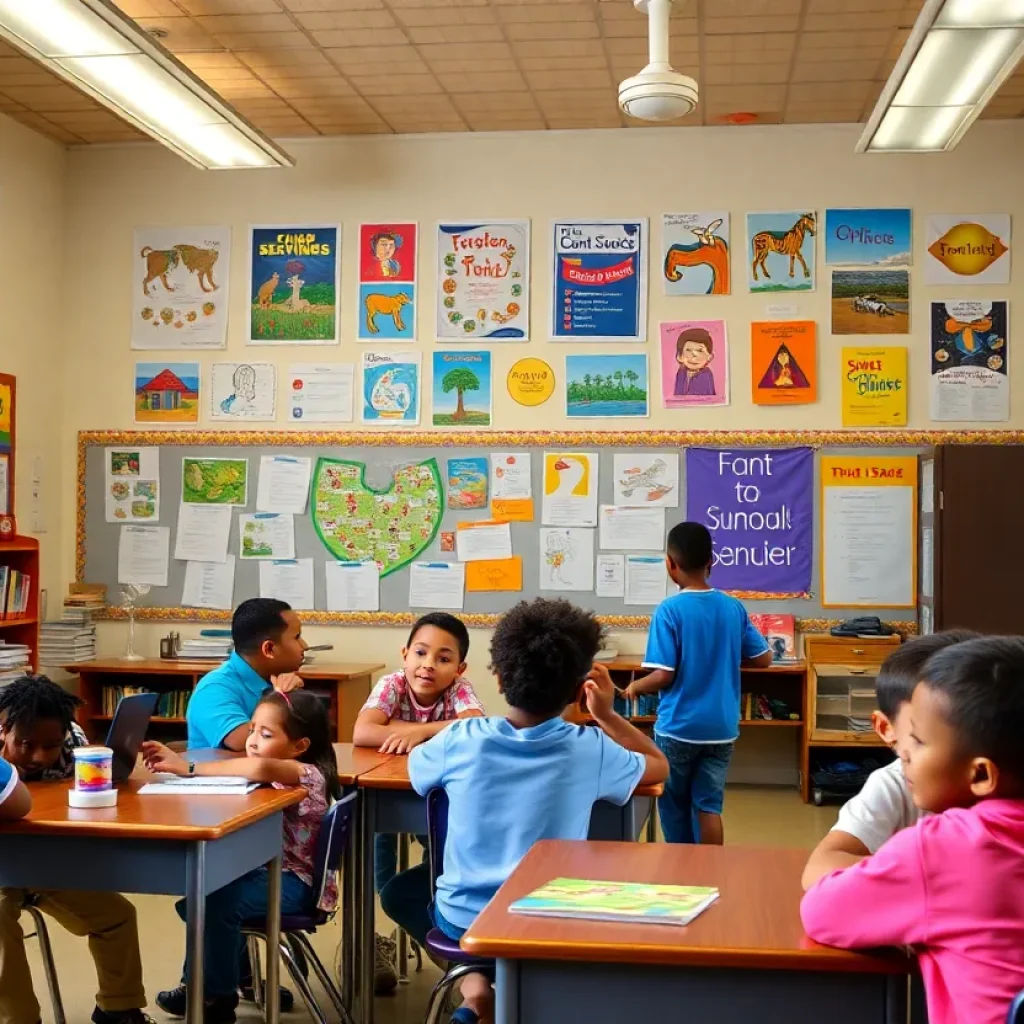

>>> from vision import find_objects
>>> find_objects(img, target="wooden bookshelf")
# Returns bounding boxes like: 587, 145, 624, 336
0, 536, 40, 677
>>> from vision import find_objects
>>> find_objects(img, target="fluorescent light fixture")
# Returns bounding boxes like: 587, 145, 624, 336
0, 0, 293, 169
857, 0, 1024, 153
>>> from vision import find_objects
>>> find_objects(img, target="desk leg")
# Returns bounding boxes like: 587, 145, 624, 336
397, 834, 410, 983
185, 842, 206, 1024
495, 960, 519, 1024
359, 788, 377, 1024
645, 803, 658, 843
265, 854, 283, 1024
341, 790, 358, 1014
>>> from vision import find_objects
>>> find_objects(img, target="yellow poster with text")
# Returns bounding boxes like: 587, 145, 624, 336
841, 346, 907, 427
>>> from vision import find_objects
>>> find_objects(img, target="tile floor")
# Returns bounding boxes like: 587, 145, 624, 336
19, 786, 839, 1024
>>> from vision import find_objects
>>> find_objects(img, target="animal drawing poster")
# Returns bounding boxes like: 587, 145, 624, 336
248, 226, 339, 344
359, 222, 417, 341
824, 209, 911, 266
746, 212, 816, 293
134, 362, 200, 425
612, 453, 679, 507
930, 300, 1009, 422
841, 347, 907, 427
831, 270, 909, 335
209, 363, 277, 422
132, 226, 230, 349
447, 457, 489, 510
361, 350, 421, 426
565, 354, 648, 419
437, 220, 529, 340
541, 452, 598, 526
925, 214, 1010, 285
659, 320, 728, 408
662, 212, 730, 295
539, 528, 595, 593
551, 220, 647, 342
750, 321, 817, 406
432, 350, 492, 427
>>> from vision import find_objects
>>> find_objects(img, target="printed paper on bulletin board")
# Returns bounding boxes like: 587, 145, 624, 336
820, 455, 917, 609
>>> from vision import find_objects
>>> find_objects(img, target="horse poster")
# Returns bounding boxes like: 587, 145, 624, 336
248, 225, 340, 344
662, 212, 730, 295
132, 226, 230, 349
746, 212, 816, 293
751, 321, 817, 406
930, 300, 1009, 422
831, 269, 910, 335
359, 222, 418, 342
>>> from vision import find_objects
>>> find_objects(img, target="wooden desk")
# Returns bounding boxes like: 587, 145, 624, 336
0, 770, 303, 1024
463, 841, 910, 1024
64, 658, 384, 744
333, 742, 393, 787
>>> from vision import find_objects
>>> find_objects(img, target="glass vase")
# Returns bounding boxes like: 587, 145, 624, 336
121, 607, 144, 662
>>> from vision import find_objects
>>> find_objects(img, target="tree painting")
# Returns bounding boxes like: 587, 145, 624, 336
441, 368, 480, 422
432, 351, 492, 426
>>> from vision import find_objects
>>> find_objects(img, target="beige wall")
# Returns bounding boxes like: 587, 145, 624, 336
48, 120, 1024, 718
0, 115, 66, 607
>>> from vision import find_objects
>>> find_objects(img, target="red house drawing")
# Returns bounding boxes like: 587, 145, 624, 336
138, 368, 195, 411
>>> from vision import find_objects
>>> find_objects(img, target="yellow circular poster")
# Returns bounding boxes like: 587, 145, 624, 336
507, 358, 555, 406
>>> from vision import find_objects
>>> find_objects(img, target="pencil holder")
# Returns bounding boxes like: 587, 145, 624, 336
68, 745, 118, 808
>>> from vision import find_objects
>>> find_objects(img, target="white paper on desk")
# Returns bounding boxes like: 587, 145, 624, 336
259, 559, 315, 609
456, 521, 513, 562
117, 525, 170, 587
239, 513, 295, 560
288, 363, 354, 424
325, 560, 379, 612
409, 562, 465, 610
596, 553, 625, 598
174, 502, 231, 562
625, 554, 668, 606
182, 555, 235, 610
598, 505, 665, 551
490, 453, 532, 499
256, 455, 312, 515
539, 528, 594, 592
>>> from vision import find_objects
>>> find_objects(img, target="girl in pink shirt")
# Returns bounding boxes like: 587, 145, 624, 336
801, 636, 1024, 1024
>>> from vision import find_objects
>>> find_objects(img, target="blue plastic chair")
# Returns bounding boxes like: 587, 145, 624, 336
421, 788, 494, 1024
1008, 989, 1024, 1023
241, 790, 358, 1024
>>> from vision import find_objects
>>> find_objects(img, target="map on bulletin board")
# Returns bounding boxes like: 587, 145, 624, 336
311, 457, 443, 576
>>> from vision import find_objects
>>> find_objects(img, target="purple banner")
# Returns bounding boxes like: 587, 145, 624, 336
685, 447, 813, 595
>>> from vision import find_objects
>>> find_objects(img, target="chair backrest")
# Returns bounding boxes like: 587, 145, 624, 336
310, 790, 358, 909
426, 787, 449, 898
1008, 989, 1024, 1024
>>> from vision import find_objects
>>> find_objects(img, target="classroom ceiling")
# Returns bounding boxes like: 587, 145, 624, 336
3, 0, 1024, 146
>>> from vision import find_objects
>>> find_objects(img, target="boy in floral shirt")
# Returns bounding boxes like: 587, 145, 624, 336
354, 612, 484, 992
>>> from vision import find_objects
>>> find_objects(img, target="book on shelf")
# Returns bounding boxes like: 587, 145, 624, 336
509, 877, 719, 927
139, 776, 258, 796
39, 620, 97, 667
749, 614, 798, 662
101, 686, 191, 718
0, 566, 32, 620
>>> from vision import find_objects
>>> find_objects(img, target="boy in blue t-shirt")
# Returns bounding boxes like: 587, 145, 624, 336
626, 522, 772, 846
410, 598, 668, 1024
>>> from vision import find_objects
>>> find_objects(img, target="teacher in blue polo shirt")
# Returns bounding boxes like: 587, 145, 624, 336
186, 598, 308, 751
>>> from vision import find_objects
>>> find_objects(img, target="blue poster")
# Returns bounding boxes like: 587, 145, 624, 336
551, 220, 647, 342
825, 209, 912, 267
361, 352, 420, 426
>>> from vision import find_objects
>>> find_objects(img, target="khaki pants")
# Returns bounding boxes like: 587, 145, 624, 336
0, 887, 146, 1024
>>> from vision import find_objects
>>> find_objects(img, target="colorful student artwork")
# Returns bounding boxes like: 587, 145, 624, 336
248, 226, 339, 344
661, 212, 730, 295
507, 357, 555, 406
925, 214, 1010, 285
539, 527, 594, 592
841, 346, 908, 427
831, 270, 910, 335
311, 457, 442, 576
432, 351, 492, 427
551, 220, 647, 342
106, 447, 160, 523
930, 300, 1009, 422
612, 453, 679, 507
746, 212, 816, 293
659, 320, 728, 408
182, 458, 248, 506
132, 226, 230, 350
824, 209, 912, 267
565, 354, 648, 419
209, 362, 276, 421
436, 220, 529, 340
447, 457, 489, 510
685, 447, 813, 597
359, 222, 417, 341
750, 322, 817, 406
134, 362, 200, 424
542, 452, 598, 527
361, 351, 421, 425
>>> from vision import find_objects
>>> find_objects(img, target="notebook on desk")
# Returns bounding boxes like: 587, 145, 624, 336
138, 775, 259, 795
509, 877, 719, 927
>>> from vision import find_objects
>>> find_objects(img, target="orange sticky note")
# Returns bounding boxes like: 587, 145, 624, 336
466, 557, 523, 593
491, 498, 534, 522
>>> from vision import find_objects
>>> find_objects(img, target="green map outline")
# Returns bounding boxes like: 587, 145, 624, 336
310, 456, 443, 578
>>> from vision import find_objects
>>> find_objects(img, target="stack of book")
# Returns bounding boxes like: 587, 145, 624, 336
178, 636, 232, 661
0, 567, 32, 620
63, 583, 106, 614
0, 642, 32, 686
39, 618, 97, 669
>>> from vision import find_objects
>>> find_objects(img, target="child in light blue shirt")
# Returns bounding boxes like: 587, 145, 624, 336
410, 597, 668, 1024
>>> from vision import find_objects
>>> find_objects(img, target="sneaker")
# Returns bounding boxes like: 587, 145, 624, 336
239, 983, 295, 1012
91, 1011, 156, 1024
154, 986, 237, 1023
374, 932, 398, 996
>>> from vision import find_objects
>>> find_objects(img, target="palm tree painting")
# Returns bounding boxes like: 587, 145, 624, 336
432, 351, 492, 426
565, 354, 649, 418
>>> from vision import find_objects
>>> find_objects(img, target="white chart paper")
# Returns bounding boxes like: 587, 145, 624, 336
625, 555, 668, 606
325, 561, 380, 612
598, 505, 665, 551
259, 559, 315, 609
490, 453, 532, 499
256, 456, 313, 515
409, 562, 466, 610
182, 555, 236, 610
596, 553, 625, 598
612, 454, 679, 507
239, 513, 295, 560
288, 364, 354, 423
117, 525, 170, 587
542, 452, 598, 527
456, 522, 513, 562
174, 502, 232, 563
539, 528, 594, 592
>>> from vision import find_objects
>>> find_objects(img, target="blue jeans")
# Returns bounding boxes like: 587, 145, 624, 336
430, 903, 466, 942
655, 734, 733, 844
375, 833, 432, 947
175, 867, 313, 998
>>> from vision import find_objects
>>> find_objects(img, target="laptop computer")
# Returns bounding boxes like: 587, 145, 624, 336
104, 692, 160, 782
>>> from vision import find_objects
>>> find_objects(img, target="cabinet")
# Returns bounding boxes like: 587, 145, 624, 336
0, 537, 40, 676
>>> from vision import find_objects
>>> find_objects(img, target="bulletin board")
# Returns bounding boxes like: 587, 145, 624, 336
78, 429, 1022, 630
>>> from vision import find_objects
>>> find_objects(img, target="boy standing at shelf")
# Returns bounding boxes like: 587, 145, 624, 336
624, 521, 773, 845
